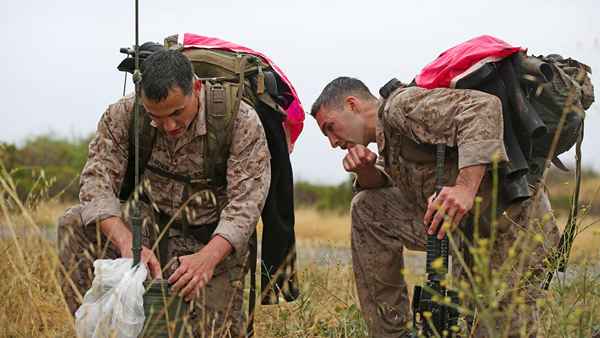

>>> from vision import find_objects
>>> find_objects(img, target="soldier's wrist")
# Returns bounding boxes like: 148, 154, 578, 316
100, 216, 133, 253
355, 166, 386, 190
354, 163, 377, 177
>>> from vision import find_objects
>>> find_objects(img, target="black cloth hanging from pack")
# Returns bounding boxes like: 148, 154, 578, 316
254, 100, 300, 304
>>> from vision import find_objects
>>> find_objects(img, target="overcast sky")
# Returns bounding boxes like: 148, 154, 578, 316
1, 0, 598, 184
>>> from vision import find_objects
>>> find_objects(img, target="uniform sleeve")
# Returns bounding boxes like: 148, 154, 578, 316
213, 102, 271, 255
79, 97, 132, 226
386, 87, 508, 169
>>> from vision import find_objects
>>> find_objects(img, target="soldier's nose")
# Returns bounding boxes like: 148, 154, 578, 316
163, 118, 177, 131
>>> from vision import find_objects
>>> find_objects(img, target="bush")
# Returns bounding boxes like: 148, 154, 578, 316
294, 176, 354, 213
1, 133, 598, 216
0, 134, 91, 203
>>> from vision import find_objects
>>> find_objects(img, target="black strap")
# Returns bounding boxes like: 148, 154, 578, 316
153, 211, 172, 271
246, 231, 258, 337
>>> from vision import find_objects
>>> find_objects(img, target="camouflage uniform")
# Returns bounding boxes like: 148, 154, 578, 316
351, 87, 560, 337
57, 86, 271, 338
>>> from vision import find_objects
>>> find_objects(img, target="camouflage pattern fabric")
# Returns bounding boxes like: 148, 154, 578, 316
351, 86, 560, 337
78, 87, 271, 256
58, 85, 270, 338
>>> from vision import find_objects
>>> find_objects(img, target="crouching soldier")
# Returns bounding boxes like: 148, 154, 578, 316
57, 49, 270, 337
310, 77, 559, 337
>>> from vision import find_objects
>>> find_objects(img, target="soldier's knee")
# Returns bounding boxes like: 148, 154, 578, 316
57, 205, 85, 254
350, 189, 383, 225
58, 205, 83, 228
350, 190, 372, 215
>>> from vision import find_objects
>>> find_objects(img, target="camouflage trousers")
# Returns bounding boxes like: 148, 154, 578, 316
57, 204, 248, 338
351, 187, 560, 337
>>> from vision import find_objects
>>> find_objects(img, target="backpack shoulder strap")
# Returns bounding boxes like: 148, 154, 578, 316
203, 81, 240, 188
119, 104, 157, 201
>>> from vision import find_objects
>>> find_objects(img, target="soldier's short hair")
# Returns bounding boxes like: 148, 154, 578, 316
142, 50, 194, 102
311, 77, 376, 117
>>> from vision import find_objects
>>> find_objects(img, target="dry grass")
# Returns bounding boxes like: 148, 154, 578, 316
258, 208, 351, 247
0, 237, 75, 337
564, 214, 600, 261
253, 263, 367, 337
2, 171, 600, 337
2, 204, 600, 337
0, 195, 75, 336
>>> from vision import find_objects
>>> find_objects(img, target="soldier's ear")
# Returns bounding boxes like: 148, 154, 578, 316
346, 96, 360, 114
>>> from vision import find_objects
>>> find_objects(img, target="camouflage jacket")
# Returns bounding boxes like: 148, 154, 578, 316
376, 86, 508, 212
79, 86, 271, 254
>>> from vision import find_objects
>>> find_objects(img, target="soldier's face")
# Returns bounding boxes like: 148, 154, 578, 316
315, 106, 367, 150
142, 81, 200, 138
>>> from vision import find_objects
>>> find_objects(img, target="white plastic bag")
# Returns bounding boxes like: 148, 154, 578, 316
75, 258, 147, 338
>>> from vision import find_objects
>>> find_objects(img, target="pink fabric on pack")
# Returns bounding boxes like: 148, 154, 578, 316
416, 35, 525, 89
183, 33, 305, 149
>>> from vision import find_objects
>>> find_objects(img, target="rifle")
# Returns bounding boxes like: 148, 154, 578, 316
411, 144, 460, 337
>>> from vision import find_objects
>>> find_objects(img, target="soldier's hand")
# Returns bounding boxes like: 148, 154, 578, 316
423, 185, 475, 239
168, 249, 217, 302
168, 235, 232, 302
100, 216, 163, 278
121, 245, 163, 279
342, 144, 377, 174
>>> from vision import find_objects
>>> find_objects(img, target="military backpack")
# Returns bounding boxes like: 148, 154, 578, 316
117, 37, 287, 202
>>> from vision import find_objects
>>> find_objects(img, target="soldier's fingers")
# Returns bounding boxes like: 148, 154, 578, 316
428, 210, 444, 235
424, 207, 434, 227
424, 193, 442, 224
445, 206, 458, 229
196, 275, 207, 293
423, 197, 435, 225
194, 273, 212, 300
353, 145, 368, 159
356, 147, 376, 166
200, 272, 211, 288
141, 249, 162, 279
428, 200, 450, 235
185, 285, 199, 302
437, 207, 455, 240
348, 148, 362, 166
168, 262, 187, 284
147, 256, 163, 279
181, 275, 198, 300
344, 155, 358, 170
172, 272, 193, 293
437, 225, 447, 239
366, 150, 377, 164
342, 157, 352, 171
187, 276, 206, 302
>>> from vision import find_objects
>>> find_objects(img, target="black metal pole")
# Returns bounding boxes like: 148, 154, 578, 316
131, 0, 142, 267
